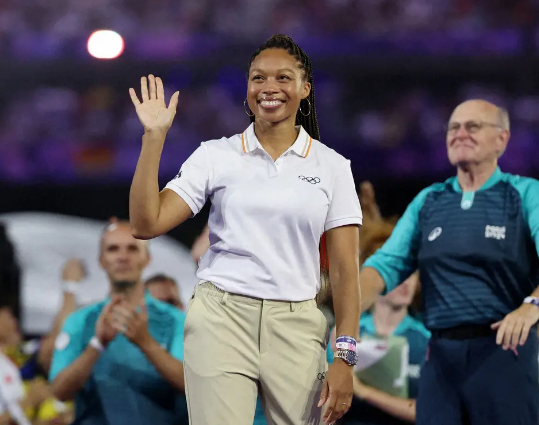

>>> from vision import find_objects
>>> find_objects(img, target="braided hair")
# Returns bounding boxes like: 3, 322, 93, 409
247, 34, 321, 141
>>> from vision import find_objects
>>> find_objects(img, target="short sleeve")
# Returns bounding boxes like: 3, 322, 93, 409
363, 187, 430, 293
520, 178, 539, 256
325, 161, 363, 231
164, 144, 211, 216
49, 312, 85, 382
508, 175, 539, 256
169, 311, 186, 362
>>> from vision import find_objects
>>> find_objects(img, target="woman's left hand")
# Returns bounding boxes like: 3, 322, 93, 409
318, 359, 353, 424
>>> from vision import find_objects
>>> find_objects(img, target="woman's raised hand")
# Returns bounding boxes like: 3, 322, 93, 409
129, 74, 179, 134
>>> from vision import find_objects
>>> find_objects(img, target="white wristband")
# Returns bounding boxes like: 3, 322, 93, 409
524, 297, 539, 307
62, 281, 80, 295
89, 336, 105, 353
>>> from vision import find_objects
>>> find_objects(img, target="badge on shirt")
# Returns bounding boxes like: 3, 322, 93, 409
55, 332, 70, 351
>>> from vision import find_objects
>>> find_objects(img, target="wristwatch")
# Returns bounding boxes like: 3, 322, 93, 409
334, 348, 358, 366
523, 297, 539, 308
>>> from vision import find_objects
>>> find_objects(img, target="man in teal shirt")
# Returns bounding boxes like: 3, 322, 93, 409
359, 100, 539, 425
49, 221, 188, 425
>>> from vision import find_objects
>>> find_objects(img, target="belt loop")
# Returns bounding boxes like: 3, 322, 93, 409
290, 302, 296, 312
222, 291, 229, 306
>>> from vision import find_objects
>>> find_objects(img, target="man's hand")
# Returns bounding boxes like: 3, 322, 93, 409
95, 296, 123, 346
111, 301, 152, 348
491, 303, 539, 351
62, 259, 86, 282
318, 360, 353, 424
359, 181, 382, 224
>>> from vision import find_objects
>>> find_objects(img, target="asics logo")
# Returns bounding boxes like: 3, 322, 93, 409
298, 175, 320, 184
428, 227, 442, 241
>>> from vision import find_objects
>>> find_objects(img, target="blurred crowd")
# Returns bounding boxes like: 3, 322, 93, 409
0, 217, 191, 425
0, 0, 538, 42
1, 0, 539, 184
1, 81, 539, 183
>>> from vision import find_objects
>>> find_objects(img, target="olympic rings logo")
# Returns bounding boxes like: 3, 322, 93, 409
317, 372, 326, 381
298, 175, 321, 184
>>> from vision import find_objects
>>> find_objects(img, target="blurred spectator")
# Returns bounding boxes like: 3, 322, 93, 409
38, 259, 84, 374
144, 274, 184, 310
48, 221, 188, 425
340, 272, 429, 424
0, 301, 52, 425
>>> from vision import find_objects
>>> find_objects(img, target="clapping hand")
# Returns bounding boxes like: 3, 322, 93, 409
111, 300, 152, 348
95, 295, 123, 346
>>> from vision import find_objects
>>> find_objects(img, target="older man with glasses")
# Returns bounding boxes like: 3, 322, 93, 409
357, 99, 539, 425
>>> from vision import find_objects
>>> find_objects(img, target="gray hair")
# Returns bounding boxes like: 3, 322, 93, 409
496, 106, 510, 158
497, 106, 510, 131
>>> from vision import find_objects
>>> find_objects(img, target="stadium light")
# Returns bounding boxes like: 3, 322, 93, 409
87, 30, 124, 59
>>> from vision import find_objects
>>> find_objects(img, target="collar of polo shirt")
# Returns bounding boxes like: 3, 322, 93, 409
241, 123, 313, 158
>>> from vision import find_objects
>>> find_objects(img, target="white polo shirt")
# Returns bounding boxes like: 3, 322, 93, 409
165, 123, 362, 301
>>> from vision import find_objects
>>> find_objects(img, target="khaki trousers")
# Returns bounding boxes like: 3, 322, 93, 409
183, 282, 329, 425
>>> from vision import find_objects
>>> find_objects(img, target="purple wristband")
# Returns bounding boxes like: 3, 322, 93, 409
336, 335, 357, 345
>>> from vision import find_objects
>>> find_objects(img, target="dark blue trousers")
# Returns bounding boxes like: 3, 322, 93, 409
417, 331, 539, 425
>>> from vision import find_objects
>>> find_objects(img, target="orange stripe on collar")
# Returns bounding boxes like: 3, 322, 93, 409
304, 137, 313, 158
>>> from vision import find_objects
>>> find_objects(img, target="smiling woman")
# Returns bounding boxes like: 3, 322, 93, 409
245, 35, 320, 147
128, 33, 363, 425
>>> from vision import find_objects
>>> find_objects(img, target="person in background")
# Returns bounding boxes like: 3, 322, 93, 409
359, 100, 539, 425
39, 259, 84, 374
144, 274, 184, 310
0, 300, 52, 425
49, 221, 188, 425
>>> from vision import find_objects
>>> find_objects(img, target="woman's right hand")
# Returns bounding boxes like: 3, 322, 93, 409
129, 74, 179, 135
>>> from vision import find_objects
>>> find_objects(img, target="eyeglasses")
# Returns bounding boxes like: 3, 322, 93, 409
445, 120, 503, 134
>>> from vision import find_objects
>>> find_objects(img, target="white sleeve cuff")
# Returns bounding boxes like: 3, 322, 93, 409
324, 217, 363, 232
164, 182, 201, 216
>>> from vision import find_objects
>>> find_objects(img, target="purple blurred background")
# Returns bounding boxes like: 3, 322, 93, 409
1, 0, 539, 185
